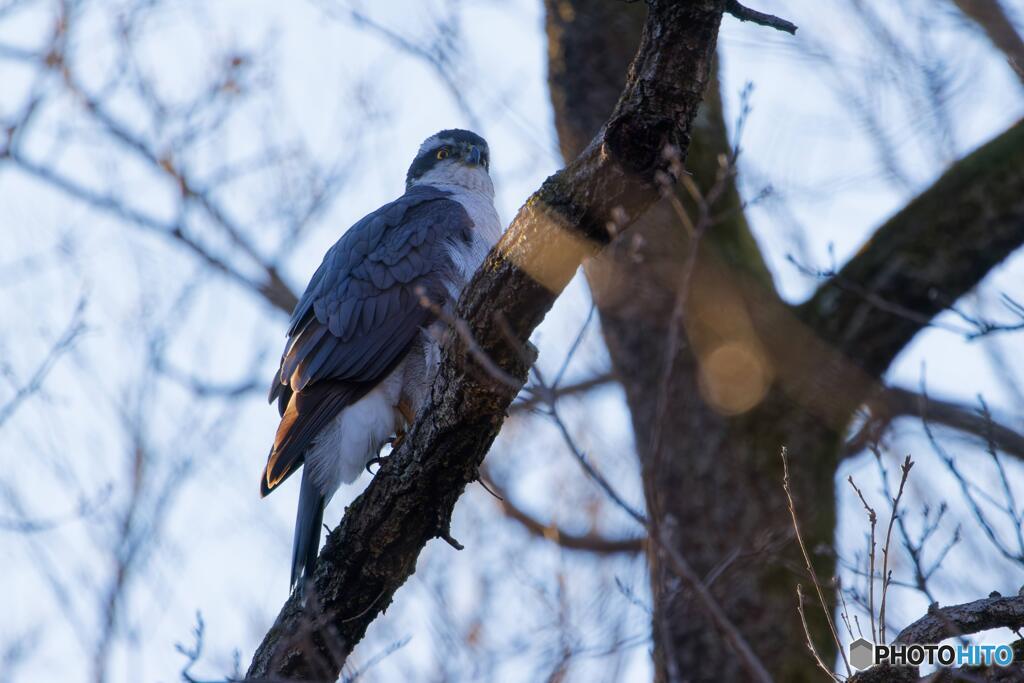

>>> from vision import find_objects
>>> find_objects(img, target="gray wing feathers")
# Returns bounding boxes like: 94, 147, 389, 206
261, 186, 473, 495
270, 185, 471, 401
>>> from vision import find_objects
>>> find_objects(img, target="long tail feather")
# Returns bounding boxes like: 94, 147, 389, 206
290, 469, 325, 596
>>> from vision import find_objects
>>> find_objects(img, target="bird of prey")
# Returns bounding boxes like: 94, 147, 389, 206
260, 129, 501, 593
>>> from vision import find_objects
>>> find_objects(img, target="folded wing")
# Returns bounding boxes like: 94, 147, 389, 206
261, 186, 473, 496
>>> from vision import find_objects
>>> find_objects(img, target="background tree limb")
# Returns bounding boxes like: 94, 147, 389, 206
481, 472, 645, 555
844, 386, 1024, 460
801, 119, 1024, 378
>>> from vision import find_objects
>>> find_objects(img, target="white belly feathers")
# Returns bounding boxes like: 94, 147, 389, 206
305, 185, 501, 500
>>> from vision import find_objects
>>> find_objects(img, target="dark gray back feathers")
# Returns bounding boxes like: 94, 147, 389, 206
261, 185, 474, 495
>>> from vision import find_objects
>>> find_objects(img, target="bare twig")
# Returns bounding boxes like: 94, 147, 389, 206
836, 576, 858, 641
551, 304, 595, 390
0, 485, 111, 534
878, 455, 913, 644
725, 0, 798, 34
781, 447, 851, 676
796, 585, 841, 681
329, 2, 484, 132
658, 532, 774, 683
511, 372, 615, 414
845, 385, 1024, 462
919, 381, 1024, 566
790, 255, 976, 337
343, 636, 411, 683
417, 290, 523, 391
546, 401, 647, 527
646, 139, 739, 535
848, 475, 879, 642
481, 471, 645, 555
0, 298, 86, 430
978, 396, 1024, 554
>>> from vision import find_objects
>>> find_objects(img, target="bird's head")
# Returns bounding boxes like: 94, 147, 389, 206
406, 129, 493, 196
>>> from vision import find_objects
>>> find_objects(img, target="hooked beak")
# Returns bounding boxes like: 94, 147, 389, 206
465, 145, 482, 166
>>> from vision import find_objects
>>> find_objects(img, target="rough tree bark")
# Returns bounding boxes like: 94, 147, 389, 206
545, 1, 1024, 681
245, 1, 728, 679
850, 595, 1024, 682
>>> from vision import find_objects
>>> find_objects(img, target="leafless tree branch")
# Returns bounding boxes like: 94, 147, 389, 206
896, 594, 1024, 645
0, 298, 86, 430
845, 386, 1024, 461
724, 0, 797, 34
481, 472, 645, 555
510, 372, 615, 414
801, 119, 1024, 379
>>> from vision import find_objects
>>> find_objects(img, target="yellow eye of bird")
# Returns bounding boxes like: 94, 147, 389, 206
436, 148, 449, 160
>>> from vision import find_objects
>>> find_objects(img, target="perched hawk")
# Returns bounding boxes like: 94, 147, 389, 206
261, 130, 501, 592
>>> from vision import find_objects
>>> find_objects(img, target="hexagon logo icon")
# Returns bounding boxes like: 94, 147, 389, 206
849, 638, 875, 670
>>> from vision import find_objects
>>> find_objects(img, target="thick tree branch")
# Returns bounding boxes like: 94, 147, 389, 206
896, 594, 1024, 645
801, 119, 1024, 378
245, 1, 726, 679
851, 596, 1024, 682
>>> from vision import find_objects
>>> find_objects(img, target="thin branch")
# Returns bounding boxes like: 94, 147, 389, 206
978, 397, 1024, 554
876, 451, 959, 607
781, 447, 851, 676
547, 401, 647, 527
482, 471, 645, 555
510, 372, 615, 414
725, 0, 798, 34
800, 119, 1024, 379
796, 585, 841, 681
343, 636, 411, 683
417, 290, 522, 391
848, 475, 879, 643
317, 0, 483, 131
552, 304, 596, 390
657, 532, 774, 683
878, 455, 913, 644
0, 298, 86, 430
845, 386, 1024, 461
4, 151, 292, 310
0, 485, 111, 534
919, 379, 1024, 566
